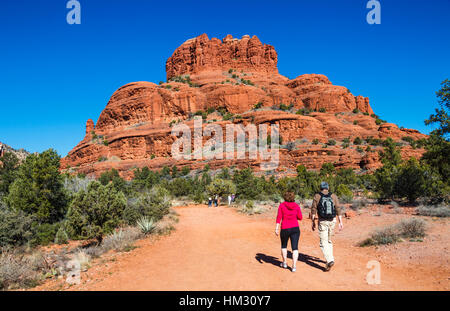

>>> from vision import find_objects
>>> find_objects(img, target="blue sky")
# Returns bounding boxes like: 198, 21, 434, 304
0, 0, 449, 156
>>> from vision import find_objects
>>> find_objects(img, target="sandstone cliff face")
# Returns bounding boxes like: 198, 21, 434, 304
61, 34, 427, 179
166, 34, 278, 80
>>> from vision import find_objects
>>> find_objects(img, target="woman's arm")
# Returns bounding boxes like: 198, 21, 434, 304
297, 204, 303, 221
275, 204, 283, 235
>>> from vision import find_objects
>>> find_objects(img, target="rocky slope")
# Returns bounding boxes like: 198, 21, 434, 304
61, 34, 426, 179
0, 141, 30, 163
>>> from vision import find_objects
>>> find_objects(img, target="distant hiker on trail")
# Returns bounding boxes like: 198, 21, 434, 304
208, 197, 212, 208
214, 194, 219, 207
275, 191, 303, 272
311, 182, 343, 272
231, 194, 235, 202
228, 194, 232, 206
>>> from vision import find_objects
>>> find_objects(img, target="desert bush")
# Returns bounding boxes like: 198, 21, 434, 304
122, 186, 171, 225
359, 225, 399, 246
359, 218, 427, 247
54, 227, 69, 245
239, 200, 264, 215
396, 218, 426, 238
136, 217, 156, 235
101, 228, 142, 253
416, 205, 450, 217
66, 181, 127, 244
351, 198, 369, 210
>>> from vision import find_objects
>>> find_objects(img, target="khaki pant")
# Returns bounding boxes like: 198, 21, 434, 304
318, 218, 336, 264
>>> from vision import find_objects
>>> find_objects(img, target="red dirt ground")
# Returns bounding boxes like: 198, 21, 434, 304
34, 204, 449, 291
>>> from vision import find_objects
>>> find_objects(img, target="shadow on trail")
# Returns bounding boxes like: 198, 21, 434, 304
255, 252, 326, 272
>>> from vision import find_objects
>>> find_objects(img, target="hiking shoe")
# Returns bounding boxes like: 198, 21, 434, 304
325, 261, 334, 271
292, 267, 297, 272
280, 262, 288, 269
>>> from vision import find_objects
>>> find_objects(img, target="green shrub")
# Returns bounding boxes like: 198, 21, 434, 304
318, 107, 326, 113
0, 152, 19, 197
181, 166, 191, 176
296, 108, 312, 115
353, 137, 362, 145
66, 181, 127, 243
254, 102, 263, 110
207, 178, 236, 197
6, 149, 67, 224
122, 186, 171, 225
54, 227, 69, 245
279, 103, 290, 111
31, 223, 59, 246
336, 184, 353, 203
326, 139, 336, 146
353, 108, 360, 114
0, 207, 34, 247
312, 138, 319, 145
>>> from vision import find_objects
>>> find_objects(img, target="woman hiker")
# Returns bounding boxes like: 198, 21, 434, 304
275, 191, 303, 272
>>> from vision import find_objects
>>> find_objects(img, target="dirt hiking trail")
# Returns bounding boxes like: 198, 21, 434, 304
37, 205, 449, 291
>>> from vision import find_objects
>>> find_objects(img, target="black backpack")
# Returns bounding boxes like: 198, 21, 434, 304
317, 193, 336, 219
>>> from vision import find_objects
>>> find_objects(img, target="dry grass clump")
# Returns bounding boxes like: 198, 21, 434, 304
359, 218, 427, 247
0, 250, 40, 290
238, 200, 265, 215
350, 198, 369, 211
416, 205, 450, 217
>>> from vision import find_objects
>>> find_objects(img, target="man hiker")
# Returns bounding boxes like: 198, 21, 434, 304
208, 197, 212, 208
214, 194, 219, 207
311, 182, 344, 271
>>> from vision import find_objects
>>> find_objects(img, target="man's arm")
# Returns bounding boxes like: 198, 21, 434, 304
333, 194, 344, 230
311, 194, 319, 231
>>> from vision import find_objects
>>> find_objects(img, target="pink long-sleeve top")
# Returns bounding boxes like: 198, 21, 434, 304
276, 201, 303, 229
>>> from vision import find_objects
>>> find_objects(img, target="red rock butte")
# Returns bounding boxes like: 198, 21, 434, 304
61, 34, 426, 179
